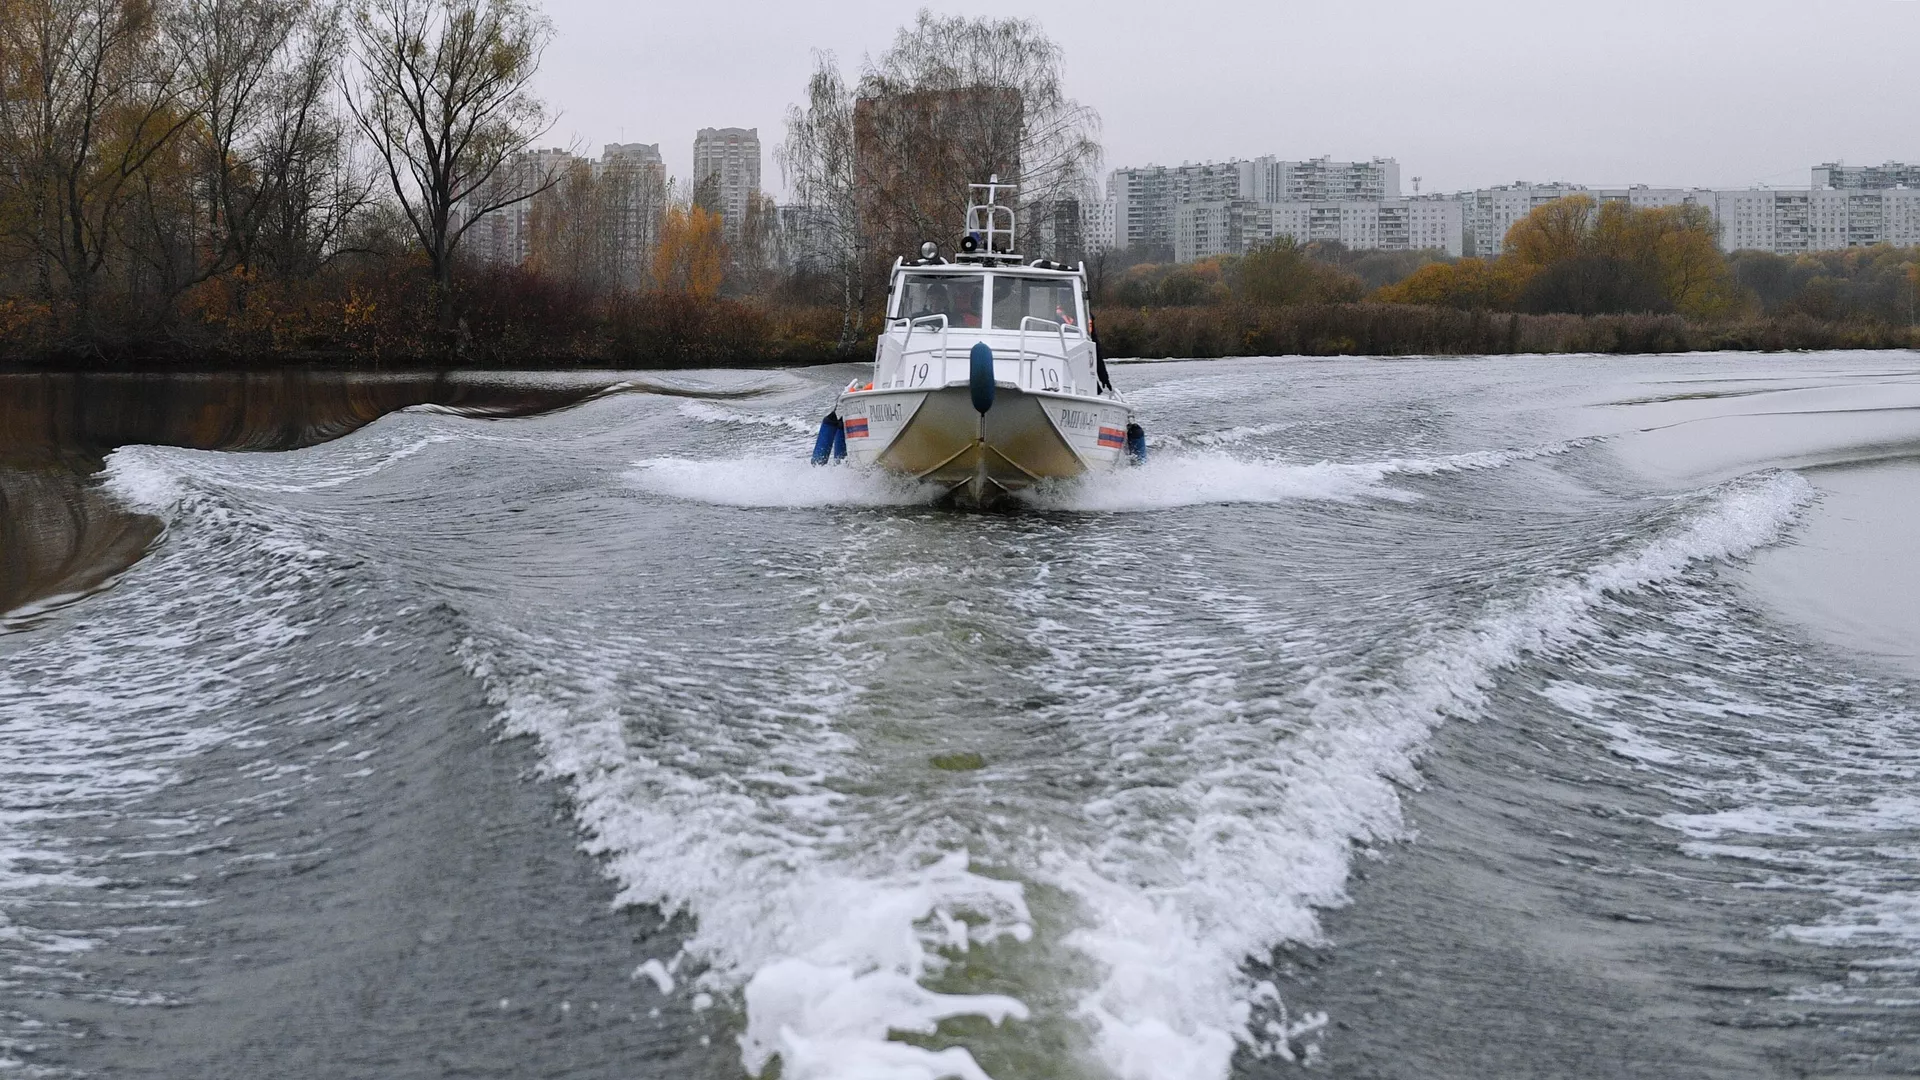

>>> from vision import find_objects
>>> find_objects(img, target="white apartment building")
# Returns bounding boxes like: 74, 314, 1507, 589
1110, 161, 1245, 252
1813, 161, 1920, 191
1714, 188, 1920, 253
1111, 156, 1399, 252
1175, 196, 1465, 262
1266, 198, 1463, 256
1081, 193, 1116, 256
1173, 200, 1263, 263
1243, 156, 1400, 203
693, 127, 762, 241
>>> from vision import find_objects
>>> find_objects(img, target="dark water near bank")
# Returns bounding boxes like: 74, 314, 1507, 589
1, 356, 1918, 1078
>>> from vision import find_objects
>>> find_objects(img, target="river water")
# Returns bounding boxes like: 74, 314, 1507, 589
1, 355, 1917, 1079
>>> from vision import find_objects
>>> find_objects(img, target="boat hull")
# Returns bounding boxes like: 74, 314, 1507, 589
837, 384, 1132, 504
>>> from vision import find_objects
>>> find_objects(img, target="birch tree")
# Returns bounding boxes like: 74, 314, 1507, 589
777, 51, 862, 353
857, 12, 1100, 259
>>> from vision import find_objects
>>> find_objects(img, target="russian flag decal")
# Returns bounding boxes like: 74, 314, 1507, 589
845, 417, 870, 438
1097, 426, 1126, 448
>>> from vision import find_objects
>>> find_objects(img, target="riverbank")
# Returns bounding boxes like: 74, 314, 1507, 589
9, 303, 1916, 371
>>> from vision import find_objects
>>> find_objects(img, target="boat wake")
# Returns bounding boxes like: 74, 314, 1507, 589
627, 455, 944, 507
625, 440, 1590, 513
468, 460, 1814, 1080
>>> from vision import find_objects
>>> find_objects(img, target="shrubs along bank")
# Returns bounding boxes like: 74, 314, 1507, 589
1095, 302, 1919, 361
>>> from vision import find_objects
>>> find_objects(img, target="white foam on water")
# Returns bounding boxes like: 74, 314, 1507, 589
627, 456, 942, 508
479, 464, 1813, 1079
458, 572, 1038, 1079
1022, 441, 1588, 513
1044, 470, 1811, 1078
0, 445, 362, 976
677, 399, 818, 435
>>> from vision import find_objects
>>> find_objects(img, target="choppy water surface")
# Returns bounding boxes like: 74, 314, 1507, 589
2, 355, 1919, 1078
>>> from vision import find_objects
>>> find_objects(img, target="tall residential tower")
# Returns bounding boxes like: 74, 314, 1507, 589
693, 127, 762, 241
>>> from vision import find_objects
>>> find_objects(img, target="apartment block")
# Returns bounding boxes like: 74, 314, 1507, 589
1173, 199, 1266, 263
1175, 196, 1464, 263
693, 127, 762, 240
1111, 156, 1402, 254
1081, 193, 1116, 256
1111, 161, 1245, 252
597, 143, 668, 288
1266, 197, 1464, 258
1813, 161, 1920, 191
1458, 183, 1716, 256
1715, 188, 1920, 253
1244, 156, 1400, 203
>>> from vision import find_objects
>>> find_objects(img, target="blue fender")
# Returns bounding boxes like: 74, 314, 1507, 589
811, 412, 843, 465
969, 343, 996, 414
1124, 423, 1148, 464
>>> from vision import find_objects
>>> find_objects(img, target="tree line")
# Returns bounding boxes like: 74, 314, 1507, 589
5, 0, 1911, 367
0, 0, 1103, 365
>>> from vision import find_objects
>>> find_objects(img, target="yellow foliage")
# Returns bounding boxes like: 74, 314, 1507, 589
1373, 257, 1521, 310
1375, 195, 1741, 319
1506, 195, 1597, 268
653, 204, 726, 298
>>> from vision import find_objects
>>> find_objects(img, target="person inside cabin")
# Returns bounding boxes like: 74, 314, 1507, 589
952, 283, 981, 328
920, 282, 951, 321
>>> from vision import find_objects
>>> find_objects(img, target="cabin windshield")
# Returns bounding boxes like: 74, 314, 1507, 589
898, 274, 984, 328
991, 275, 1080, 331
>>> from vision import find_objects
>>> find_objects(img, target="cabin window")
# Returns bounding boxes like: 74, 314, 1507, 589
897, 274, 984, 328
990, 276, 1080, 331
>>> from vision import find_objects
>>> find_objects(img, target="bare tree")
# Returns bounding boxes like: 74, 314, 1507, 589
777, 50, 863, 354
249, 3, 374, 278
595, 143, 665, 290
856, 11, 1101, 259
342, 0, 552, 330
164, 0, 369, 297
0, 0, 193, 335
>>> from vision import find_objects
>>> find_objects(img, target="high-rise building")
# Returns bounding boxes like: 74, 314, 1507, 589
1463, 184, 1750, 256
1176, 195, 1465, 263
1109, 161, 1246, 253
1266, 197, 1464, 258
596, 143, 667, 288
1081, 193, 1116, 256
1460, 183, 1588, 258
1244, 156, 1401, 203
1813, 162, 1920, 191
462, 147, 580, 266
1110, 157, 1401, 254
693, 127, 762, 240
1715, 188, 1920, 253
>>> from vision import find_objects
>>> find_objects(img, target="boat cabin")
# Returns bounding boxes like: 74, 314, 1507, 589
872, 178, 1105, 397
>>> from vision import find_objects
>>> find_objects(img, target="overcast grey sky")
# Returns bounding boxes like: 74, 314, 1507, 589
534, 0, 1920, 198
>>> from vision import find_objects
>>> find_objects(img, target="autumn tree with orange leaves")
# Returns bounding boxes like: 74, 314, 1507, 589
1378, 195, 1740, 318
652, 203, 724, 299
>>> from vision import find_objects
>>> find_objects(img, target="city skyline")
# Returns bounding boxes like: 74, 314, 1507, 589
533, 0, 1920, 201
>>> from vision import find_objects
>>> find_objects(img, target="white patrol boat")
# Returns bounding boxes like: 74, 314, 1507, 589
811, 177, 1144, 505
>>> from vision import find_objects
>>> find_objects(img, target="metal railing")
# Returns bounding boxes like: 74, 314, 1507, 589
1016, 317, 1088, 394
880, 314, 952, 389
874, 314, 1098, 395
